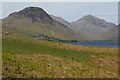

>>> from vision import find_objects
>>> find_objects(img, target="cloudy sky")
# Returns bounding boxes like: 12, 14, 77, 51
2, 2, 118, 24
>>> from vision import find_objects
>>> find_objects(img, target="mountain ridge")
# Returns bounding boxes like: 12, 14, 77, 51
73, 15, 115, 28
2, 7, 84, 41
8, 7, 53, 23
3, 6, 116, 41
50, 14, 116, 40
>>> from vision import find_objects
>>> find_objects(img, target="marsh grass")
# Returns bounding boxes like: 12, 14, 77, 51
2, 38, 118, 78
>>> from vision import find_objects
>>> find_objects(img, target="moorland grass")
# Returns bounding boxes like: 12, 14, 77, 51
2, 38, 118, 78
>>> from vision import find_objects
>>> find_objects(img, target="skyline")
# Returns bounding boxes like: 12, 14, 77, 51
2, 2, 118, 24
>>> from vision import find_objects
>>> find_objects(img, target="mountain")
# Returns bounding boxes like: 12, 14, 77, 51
49, 15, 71, 28
70, 15, 116, 40
2, 7, 84, 40
97, 25, 119, 41
50, 15, 116, 40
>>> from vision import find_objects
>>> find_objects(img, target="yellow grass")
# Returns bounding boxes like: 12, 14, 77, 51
49, 42, 118, 54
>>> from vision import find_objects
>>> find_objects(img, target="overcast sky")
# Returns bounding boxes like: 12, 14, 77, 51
2, 2, 118, 24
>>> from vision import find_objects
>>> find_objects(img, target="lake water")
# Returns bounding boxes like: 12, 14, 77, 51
62, 42, 119, 48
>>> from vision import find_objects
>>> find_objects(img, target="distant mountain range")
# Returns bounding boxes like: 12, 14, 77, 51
2, 7, 118, 41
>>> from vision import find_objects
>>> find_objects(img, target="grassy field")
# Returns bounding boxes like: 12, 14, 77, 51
2, 38, 118, 78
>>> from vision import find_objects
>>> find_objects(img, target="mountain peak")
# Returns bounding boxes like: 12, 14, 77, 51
81, 15, 97, 21
9, 7, 43, 16
18, 7, 44, 15
84, 15, 94, 17
9, 7, 53, 23
76, 15, 98, 23
76, 15, 116, 28
71, 15, 116, 40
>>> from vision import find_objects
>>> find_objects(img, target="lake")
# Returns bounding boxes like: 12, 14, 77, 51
62, 42, 119, 48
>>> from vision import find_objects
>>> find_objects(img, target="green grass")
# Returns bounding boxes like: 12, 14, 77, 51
2, 38, 118, 78
2, 39, 93, 62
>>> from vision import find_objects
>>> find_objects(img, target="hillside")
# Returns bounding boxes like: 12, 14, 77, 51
49, 15, 116, 40
97, 25, 119, 41
50, 15, 71, 28
70, 15, 116, 40
2, 7, 84, 41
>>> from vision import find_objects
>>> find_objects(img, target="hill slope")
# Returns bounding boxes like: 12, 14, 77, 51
70, 15, 116, 40
97, 25, 119, 41
49, 14, 71, 28
49, 15, 116, 40
2, 7, 84, 40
